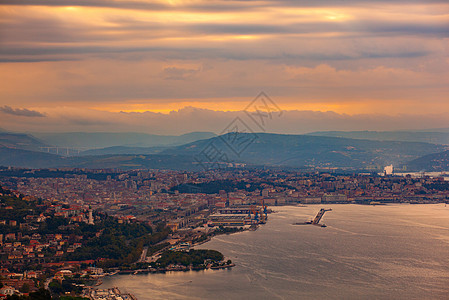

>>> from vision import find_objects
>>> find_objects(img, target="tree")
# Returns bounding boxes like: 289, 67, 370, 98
49, 280, 63, 295
28, 288, 52, 299
20, 283, 30, 293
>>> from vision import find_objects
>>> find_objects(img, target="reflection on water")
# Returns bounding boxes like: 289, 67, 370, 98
100, 204, 449, 300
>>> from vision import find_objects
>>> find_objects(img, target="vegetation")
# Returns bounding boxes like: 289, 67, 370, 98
19, 283, 30, 293
214, 226, 244, 235
49, 279, 83, 296
0, 185, 172, 270
0, 191, 47, 234
155, 249, 224, 268
5, 288, 51, 300
1, 132, 448, 171
171, 179, 294, 194
0, 168, 119, 181
65, 217, 170, 268
424, 182, 449, 191
147, 242, 170, 256
191, 234, 209, 244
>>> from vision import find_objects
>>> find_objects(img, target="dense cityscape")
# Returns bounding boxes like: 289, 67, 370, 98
1, 166, 448, 298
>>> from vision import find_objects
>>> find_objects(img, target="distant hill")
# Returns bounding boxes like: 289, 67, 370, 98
307, 131, 449, 145
413, 128, 449, 133
33, 131, 216, 149
79, 146, 166, 156
0, 146, 65, 168
0, 132, 49, 151
163, 133, 446, 170
0, 132, 446, 171
407, 151, 449, 171
0, 146, 196, 170
67, 154, 196, 170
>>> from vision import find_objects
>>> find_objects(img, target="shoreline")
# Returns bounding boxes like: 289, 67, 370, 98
115, 261, 235, 276
99, 202, 445, 282
87, 204, 449, 300
96, 224, 259, 284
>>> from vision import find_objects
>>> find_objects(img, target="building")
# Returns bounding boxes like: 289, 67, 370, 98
302, 197, 321, 204
88, 207, 94, 225
384, 165, 394, 175
208, 214, 250, 226
208, 206, 267, 226
0, 285, 20, 297
322, 194, 348, 203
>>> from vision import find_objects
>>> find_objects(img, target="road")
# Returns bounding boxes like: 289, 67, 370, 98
44, 277, 53, 290
138, 247, 148, 263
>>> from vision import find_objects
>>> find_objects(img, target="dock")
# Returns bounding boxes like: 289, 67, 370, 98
293, 208, 332, 227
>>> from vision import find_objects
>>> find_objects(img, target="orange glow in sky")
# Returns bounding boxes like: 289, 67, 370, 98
0, 0, 448, 132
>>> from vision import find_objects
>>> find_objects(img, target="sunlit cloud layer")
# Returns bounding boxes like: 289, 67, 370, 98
2, 106, 449, 135
0, 0, 448, 133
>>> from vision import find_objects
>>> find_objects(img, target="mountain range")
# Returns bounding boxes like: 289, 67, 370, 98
0, 130, 448, 171
0, 132, 49, 151
307, 131, 449, 145
407, 151, 449, 172
32, 132, 216, 149
162, 133, 447, 170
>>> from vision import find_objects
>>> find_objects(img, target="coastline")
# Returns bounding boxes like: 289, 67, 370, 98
94, 223, 261, 287
93, 204, 449, 300
89, 202, 430, 285
115, 261, 236, 275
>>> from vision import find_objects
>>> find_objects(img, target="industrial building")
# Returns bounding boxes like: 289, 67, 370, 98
207, 206, 267, 227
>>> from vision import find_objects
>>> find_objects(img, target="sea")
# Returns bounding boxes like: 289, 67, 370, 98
100, 204, 449, 299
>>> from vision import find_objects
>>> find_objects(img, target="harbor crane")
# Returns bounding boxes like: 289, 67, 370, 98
293, 208, 332, 227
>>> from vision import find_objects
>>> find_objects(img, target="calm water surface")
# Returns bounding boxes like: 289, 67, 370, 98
101, 204, 449, 299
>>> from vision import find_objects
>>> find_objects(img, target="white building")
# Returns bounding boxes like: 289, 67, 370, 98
384, 165, 394, 175
0, 285, 20, 296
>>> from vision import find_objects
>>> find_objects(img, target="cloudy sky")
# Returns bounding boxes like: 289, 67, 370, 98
0, 0, 448, 134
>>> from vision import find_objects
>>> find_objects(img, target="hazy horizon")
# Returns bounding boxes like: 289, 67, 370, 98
1, 107, 449, 135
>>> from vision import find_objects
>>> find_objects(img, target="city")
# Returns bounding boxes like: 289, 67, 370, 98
1, 167, 448, 298
1, 0, 448, 298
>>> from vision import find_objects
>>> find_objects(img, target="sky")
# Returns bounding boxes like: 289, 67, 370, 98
0, 0, 448, 134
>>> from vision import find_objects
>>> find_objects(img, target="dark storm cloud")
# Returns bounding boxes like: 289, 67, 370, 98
0, 106, 46, 117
